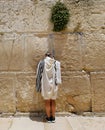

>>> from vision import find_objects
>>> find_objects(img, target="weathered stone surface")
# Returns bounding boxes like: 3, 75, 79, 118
16, 73, 44, 112
24, 35, 48, 72
64, 0, 105, 34
56, 71, 91, 112
0, 0, 105, 113
0, 73, 16, 112
0, 34, 49, 72
0, 0, 105, 33
84, 33, 105, 71
54, 34, 83, 71
91, 72, 105, 112
0, 0, 51, 32
0, 34, 25, 71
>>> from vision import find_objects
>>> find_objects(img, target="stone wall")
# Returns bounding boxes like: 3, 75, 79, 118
0, 0, 105, 113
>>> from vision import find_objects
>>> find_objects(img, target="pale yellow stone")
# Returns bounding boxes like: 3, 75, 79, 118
54, 34, 83, 71
91, 72, 105, 112
83, 33, 105, 71
0, 73, 16, 113
16, 73, 44, 112
24, 35, 48, 72
0, 0, 105, 113
57, 72, 91, 112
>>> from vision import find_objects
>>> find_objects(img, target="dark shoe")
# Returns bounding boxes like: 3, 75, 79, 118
50, 116, 55, 123
46, 117, 51, 123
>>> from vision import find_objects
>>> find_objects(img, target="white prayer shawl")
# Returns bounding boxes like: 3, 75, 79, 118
41, 56, 61, 100
55, 60, 61, 84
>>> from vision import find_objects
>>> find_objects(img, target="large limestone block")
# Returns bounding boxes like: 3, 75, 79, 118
1, 0, 105, 33
84, 33, 105, 71
0, 2, 17, 32
0, 0, 51, 32
56, 71, 91, 112
86, 0, 105, 33
91, 72, 105, 112
0, 34, 25, 71
16, 73, 44, 112
64, 0, 93, 33
0, 73, 16, 113
54, 34, 83, 71
24, 35, 48, 72
87, 13, 105, 33
65, 0, 105, 33
0, 34, 48, 72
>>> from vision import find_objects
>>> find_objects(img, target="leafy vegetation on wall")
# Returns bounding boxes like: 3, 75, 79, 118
51, 1, 70, 32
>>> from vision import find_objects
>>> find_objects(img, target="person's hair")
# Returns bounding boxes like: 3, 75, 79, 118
45, 52, 52, 57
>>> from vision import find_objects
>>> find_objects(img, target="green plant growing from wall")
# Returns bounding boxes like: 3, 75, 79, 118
51, 1, 70, 32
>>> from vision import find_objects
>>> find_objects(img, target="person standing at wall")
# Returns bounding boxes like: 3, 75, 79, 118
36, 52, 61, 123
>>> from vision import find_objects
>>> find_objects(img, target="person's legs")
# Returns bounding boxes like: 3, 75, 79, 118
45, 99, 51, 118
51, 99, 56, 117
45, 99, 56, 122
50, 99, 56, 122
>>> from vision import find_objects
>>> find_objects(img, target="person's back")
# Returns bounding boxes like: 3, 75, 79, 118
41, 56, 58, 100
36, 52, 61, 123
